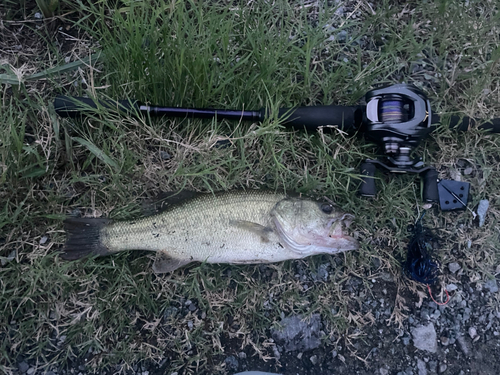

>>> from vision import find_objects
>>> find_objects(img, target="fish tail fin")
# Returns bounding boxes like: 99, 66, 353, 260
62, 218, 112, 260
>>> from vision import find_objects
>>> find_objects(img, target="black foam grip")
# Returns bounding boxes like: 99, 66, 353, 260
276, 105, 362, 132
432, 114, 500, 133
422, 168, 439, 203
359, 162, 377, 197
54, 95, 139, 118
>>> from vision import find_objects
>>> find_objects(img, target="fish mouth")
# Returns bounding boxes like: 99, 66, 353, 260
273, 213, 358, 254
327, 213, 355, 239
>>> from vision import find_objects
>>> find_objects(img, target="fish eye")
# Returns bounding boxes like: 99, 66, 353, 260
320, 203, 333, 214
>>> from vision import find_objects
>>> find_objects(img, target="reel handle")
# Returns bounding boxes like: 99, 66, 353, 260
422, 168, 439, 203
359, 162, 377, 197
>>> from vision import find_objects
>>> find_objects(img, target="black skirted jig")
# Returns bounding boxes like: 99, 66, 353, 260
403, 211, 440, 285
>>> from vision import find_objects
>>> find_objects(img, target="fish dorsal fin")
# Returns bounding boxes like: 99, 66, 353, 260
232, 220, 273, 243
142, 190, 200, 216
152, 251, 191, 273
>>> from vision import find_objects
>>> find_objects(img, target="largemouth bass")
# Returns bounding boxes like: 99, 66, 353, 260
62, 191, 358, 273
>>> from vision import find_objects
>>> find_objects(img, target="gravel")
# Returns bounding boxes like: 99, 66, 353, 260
416, 358, 427, 375
477, 199, 489, 227
448, 262, 461, 274
411, 323, 438, 353
484, 279, 499, 293
271, 314, 323, 352
17, 362, 29, 373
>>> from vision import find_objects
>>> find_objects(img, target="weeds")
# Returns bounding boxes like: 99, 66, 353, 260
0, 0, 499, 373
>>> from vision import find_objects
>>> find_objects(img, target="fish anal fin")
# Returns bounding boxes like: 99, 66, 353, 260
232, 220, 273, 243
152, 251, 190, 273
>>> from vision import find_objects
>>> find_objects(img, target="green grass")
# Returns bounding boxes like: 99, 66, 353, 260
1, 0, 500, 373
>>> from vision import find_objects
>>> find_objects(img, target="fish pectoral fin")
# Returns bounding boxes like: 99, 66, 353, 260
152, 251, 191, 273
232, 220, 273, 243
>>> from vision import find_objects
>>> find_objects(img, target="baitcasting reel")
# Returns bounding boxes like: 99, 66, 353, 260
54, 83, 500, 206
358, 84, 438, 202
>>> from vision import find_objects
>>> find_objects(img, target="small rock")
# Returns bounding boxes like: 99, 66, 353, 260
34, 12, 43, 19
456, 335, 470, 356
187, 320, 193, 329
468, 327, 477, 339
224, 356, 239, 370
440, 336, 449, 346
411, 323, 438, 353
463, 166, 473, 175
159, 151, 171, 160
380, 272, 393, 282
450, 169, 462, 181
417, 358, 427, 375
164, 307, 178, 318
40, 235, 48, 245
188, 303, 197, 312
27, 368, 35, 375
484, 279, 498, 293
271, 314, 322, 352
18, 362, 29, 373
448, 262, 461, 274
238, 352, 247, 359
331, 350, 337, 358
309, 355, 318, 365
335, 6, 345, 16
1, 250, 16, 266
477, 199, 489, 227
379, 368, 389, 375
446, 284, 458, 292
439, 363, 447, 373
57, 335, 67, 346
428, 361, 437, 373
431, 310, 441, 320
335, 30, 348, 42
316, 264, 329, 281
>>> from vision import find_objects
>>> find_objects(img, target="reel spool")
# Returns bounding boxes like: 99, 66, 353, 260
363, 84, 433, 158
379, 95, 408, 124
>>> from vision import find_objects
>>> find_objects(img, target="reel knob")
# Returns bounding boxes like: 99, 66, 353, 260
359, 162, 377, 197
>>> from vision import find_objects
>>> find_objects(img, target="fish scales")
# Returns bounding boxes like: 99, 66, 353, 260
62, 190, 359, 273
102, 191, 291, 263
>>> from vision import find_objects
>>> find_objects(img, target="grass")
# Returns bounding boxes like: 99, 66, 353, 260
1, 0, 500, 373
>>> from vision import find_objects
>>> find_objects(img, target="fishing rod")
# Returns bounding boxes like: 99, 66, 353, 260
54, 84, 500, 206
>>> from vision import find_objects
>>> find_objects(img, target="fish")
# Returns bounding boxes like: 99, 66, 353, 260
61, 190, 358, 273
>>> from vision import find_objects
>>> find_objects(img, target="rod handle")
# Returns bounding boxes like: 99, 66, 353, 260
432, 114, 500, 133
54, 95, 139, 118
277, 105, 363, 132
